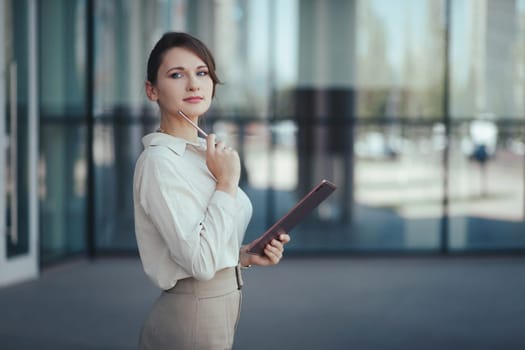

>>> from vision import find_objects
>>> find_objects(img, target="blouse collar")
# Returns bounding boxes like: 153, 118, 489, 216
142, 132, 206, 156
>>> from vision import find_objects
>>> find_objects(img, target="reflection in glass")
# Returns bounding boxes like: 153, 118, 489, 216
39, 125, 86, 263
38, 0, 88, 263
84, 0, 525, 254
449, 120, 525, 250
448, 0, 525, 250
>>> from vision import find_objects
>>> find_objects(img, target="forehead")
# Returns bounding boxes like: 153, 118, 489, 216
160, 47, 206, 68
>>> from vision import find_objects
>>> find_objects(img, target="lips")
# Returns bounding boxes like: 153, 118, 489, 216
183, 96, 204, 103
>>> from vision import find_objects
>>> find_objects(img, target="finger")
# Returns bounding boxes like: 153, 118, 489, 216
271, 239, 284, 250
265, 247, 280, 263
207, 134, 217, 152
267, 243, 282, 256
266, 244, 282, 260
276, 229, 289, 241
279, 234, 291, 243
215, 140, 226, 151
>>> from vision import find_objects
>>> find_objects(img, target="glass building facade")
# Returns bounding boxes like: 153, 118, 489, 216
2, 0, 525, 275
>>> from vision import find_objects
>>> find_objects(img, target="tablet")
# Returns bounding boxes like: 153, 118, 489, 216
248, 179, 337, 256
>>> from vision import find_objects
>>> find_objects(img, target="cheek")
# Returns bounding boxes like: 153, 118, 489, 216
158, 82, 183, 99
156, 89, 184, 111
205, 80, 214, 97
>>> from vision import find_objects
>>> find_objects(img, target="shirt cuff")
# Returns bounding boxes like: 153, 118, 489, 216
210, 190, 237, 216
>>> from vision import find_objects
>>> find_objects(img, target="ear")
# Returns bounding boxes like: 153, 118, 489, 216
145, 81, 158, 101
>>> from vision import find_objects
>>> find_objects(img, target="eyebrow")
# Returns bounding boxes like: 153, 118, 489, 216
166, 65, 208, 74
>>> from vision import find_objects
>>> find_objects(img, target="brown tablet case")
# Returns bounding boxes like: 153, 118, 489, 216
248, 179, 337, 256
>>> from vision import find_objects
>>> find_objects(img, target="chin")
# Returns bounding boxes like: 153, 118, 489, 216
184, 104, 211, 117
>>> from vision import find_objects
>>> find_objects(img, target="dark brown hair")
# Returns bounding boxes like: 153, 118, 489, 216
146, 32, 221, 96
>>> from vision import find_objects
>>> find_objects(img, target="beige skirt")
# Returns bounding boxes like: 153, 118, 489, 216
139, 266, 243, 350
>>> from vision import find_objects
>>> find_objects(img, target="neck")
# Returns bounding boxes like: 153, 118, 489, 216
159, 113, 199, 143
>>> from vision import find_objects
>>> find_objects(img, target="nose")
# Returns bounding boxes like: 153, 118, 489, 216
187, 75, 200, 91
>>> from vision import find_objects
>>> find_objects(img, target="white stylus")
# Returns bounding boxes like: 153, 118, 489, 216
177, 110, 209, 137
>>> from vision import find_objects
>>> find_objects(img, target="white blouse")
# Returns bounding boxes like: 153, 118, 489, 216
133, 132, 253, 290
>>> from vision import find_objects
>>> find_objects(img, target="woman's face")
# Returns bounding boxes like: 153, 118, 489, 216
147, 47, 214, 118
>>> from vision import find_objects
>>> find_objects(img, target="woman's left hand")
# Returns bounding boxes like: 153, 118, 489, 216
239, 231, 291, 267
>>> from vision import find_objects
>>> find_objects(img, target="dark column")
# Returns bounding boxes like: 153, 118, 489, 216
295, 0, 357, 223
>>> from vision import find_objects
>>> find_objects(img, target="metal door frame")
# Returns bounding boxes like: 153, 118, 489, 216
0, 0, 39, 288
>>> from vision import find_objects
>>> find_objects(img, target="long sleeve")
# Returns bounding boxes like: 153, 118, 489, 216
133, 133, 252, 290
139, 154, 238, 280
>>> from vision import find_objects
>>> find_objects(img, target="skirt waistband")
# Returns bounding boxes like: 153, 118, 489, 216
166, 265, 243, 298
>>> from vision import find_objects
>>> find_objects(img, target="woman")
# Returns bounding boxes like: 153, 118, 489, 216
133, 32, 290, 349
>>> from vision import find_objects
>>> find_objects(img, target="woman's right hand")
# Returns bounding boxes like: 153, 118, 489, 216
206, 134, 240, 196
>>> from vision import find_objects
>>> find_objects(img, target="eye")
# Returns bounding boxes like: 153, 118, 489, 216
170, 72, 183, 79
197, 70, 208, 77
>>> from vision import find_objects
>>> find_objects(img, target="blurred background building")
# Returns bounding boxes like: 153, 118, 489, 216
1, 0, 525, 288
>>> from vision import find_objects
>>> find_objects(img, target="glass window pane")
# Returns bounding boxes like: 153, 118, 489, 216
94, 122, 143, 251
39, 124, 87, 263
91, 0, 525, 255
352, 0, 445, 251
448, 0, 525, 251
354, 122, 443, 251
38, 0, 87, 263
